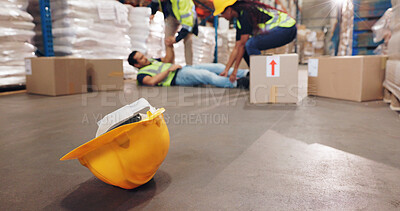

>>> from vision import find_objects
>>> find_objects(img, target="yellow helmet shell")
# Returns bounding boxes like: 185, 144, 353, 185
213, 0, 237, 16
60, 107, 170, 189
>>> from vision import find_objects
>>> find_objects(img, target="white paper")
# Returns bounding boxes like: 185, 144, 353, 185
25, 59, 32, 75
98, 3, 116, 20
308, 59, 319, 77
266, 56, 280, 77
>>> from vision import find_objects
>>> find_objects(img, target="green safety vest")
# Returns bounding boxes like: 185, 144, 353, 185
170, 0, 196, 31
138, 59, 176, 86
237, 7, 296, 31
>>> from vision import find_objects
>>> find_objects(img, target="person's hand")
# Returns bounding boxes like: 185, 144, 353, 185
169, 64, 182, 72
165, 36, 176, 46
219, 70, 229, 77
229, 72, 237, 83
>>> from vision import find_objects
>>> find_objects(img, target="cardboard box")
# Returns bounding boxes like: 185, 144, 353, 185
86, 59, 124, 91
354, 19, 377, 31
250, 54, 299, 104
308, 56, 388, 102
25, 57, 87, 96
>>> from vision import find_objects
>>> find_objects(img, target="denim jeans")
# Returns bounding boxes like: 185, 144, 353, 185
243, 26, 297, 66
175, 63, 248, 88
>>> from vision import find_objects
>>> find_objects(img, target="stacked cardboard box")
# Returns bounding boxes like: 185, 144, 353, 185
26, 57, 124, 96
383, 1, 400, 108
297, 25, 325, 64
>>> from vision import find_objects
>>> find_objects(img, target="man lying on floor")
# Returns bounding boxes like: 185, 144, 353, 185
127, 49, 249, 89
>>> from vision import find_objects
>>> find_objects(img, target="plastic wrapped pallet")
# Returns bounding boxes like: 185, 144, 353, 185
296, 25, 325, 63
28, 0, 135, 78
217, 29, 236, 65
388, 8, 400, 60
337, 0, 354, 56
384, 3, 400, 101
0, 0, 36, 87
146, 11, 165, 60
192, 26, 215, 64
173, 39, 186, 66
127, 6, 150, 54
372, 8, 392, 55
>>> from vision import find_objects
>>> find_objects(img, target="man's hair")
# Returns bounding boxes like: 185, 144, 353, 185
127, 51, 138, 66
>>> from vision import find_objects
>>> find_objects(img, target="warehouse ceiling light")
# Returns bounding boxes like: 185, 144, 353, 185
333, 0, 346, 5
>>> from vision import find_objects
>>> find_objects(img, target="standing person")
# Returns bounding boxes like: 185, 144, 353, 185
150, 0, 199, 65
213, 0, 297, 82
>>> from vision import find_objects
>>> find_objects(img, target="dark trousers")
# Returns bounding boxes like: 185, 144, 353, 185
243, 25, 297, 66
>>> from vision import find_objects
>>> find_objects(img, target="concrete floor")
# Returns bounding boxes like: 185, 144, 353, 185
1, 69, 400, 210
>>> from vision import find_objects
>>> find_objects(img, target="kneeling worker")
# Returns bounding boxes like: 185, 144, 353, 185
128, 47, 249, 89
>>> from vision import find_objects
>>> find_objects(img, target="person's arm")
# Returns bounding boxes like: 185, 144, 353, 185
175, 28, 189, 43
165, 27, 190, 46
161, 39, 175, 63
142, 64, 181, 86
229, 34, 249, 82
220, 34, 249, 79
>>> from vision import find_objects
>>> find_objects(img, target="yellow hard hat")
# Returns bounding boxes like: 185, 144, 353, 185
60, 98, 170, 189
213, 0, 237, 16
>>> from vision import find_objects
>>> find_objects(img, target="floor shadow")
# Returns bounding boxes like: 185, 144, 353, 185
44, 170, 171, 211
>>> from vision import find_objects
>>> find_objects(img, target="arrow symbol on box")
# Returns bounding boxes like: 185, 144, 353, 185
270, 60, 277, 76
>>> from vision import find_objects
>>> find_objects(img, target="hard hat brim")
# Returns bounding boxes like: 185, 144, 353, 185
213, 8, 224, 16
60, 108, 166, 161
212, 0, 237, 16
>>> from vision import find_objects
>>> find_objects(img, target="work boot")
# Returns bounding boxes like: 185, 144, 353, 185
237, 76, 249, 89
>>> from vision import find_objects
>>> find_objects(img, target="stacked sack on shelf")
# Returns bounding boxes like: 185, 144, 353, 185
0, 0, 35, 87
28, 0, 136, 78
383, 0, 400, 108
127, 6, 150, 54
146, 11, 165, 60
192, 26, 215, 64
173, 38, 186, 66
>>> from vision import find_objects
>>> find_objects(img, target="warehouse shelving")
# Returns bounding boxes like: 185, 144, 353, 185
39, 0, 54, 57
352, 0, 391, 55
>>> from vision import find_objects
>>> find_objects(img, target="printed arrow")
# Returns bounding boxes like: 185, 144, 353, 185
270, 60, 277, 76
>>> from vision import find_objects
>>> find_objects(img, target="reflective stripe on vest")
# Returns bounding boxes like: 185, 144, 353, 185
138, 60, 176, 86
170, 0, 196, 31
237, 8, 295, 31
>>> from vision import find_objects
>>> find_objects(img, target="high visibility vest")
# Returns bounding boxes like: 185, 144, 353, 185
170, 0, 196, 32
138, 59, 176, 86
237, 7, 296, 31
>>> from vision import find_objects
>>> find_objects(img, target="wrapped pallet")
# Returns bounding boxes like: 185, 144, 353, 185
28, 0, 135, 78
217, 29, 236, 65
128, 6, 150, 54
192, 26, 215, 64
146, 11, 165, 60
337, 0, 354, 56
0, 0, 36, 88
383, 4, 400, 110
296, 25, 325, 64
172, 39, 186, 66
126, 6, 151, 79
